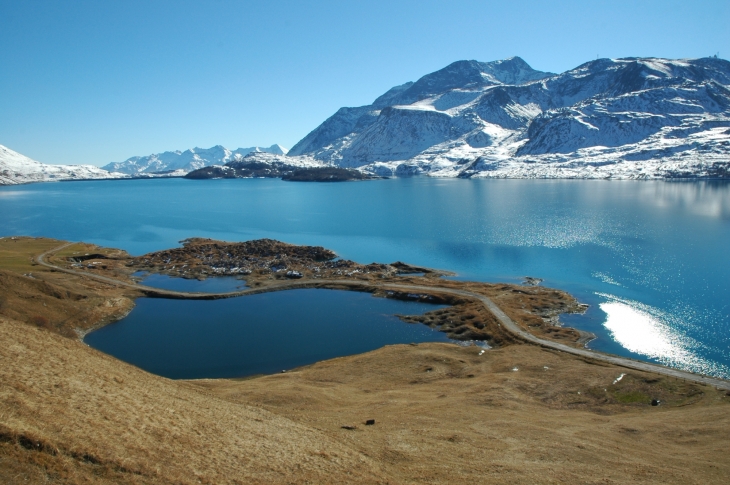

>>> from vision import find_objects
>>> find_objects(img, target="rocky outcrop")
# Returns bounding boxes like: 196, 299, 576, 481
281, 167, 375, 181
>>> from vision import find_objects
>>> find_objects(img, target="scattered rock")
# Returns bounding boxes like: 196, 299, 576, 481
365, 419, 375, 426
522, 276, 543, 286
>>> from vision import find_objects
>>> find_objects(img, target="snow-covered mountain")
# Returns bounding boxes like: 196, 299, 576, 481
104, 144, 288, 175
8, 56, 729, 183
0, 145, 123, 185
288, 56, 730, 178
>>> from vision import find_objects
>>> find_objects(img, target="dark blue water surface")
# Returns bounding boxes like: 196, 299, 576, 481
83, 289, 449, 379
2, 177, 729, 378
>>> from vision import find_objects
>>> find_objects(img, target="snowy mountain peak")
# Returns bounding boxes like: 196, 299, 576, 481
289, 57, 554, 157
389, 57, 554, 105
479, 56, 555, 85
254, 144, 288, 155
7, 55, 730, 184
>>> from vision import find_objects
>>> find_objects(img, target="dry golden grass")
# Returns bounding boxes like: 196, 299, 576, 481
0, 316, 389, 484
200, 343, 730, 484
389, 278, 589, 346
4, 313, 728, 484
0, 237, 143, 339
0, 237, 64, 273
0, 267, 135, 339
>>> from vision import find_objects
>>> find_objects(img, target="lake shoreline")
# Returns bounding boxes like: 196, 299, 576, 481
35, 236, 588, 349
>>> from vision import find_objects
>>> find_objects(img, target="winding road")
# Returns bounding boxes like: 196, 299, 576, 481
37, 243, 730, 390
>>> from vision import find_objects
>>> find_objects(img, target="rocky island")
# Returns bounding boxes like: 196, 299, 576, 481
184, 158, 375, 182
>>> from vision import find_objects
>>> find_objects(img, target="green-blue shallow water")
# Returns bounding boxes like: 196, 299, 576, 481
1, 177, 729, 378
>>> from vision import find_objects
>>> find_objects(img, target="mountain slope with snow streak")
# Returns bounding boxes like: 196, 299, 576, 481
0, 145, 123, 186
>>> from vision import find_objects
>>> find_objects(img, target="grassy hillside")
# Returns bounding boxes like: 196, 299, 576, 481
1, 237, 729, 484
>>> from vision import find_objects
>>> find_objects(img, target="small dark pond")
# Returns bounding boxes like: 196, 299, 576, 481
133, 272, 246, 293
85, 288, 450, 379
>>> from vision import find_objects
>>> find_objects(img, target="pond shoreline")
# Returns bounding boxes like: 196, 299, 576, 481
83, 288, 452, 380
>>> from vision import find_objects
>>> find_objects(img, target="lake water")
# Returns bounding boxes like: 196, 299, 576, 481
132, 271, 247, 293
1, 177, 729, 378
83, 289, 449, 379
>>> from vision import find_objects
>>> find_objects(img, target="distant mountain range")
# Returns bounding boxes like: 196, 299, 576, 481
286, 56, 730, 178
0, 144, 289, 185
102, 144, 288, 175
3, 55, 729, 185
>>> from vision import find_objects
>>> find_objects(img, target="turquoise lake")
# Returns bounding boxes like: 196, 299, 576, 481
1, 177, 728, 378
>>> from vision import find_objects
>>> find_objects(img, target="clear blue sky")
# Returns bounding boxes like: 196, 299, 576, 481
1, 0, 728, 166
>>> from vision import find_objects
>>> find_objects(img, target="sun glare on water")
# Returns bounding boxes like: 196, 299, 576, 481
600, 300, 688, 360
596, 294, 729, 379
598, 293, 703, 369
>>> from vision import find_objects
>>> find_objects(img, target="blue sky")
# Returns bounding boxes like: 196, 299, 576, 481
1, 0, 728, 166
